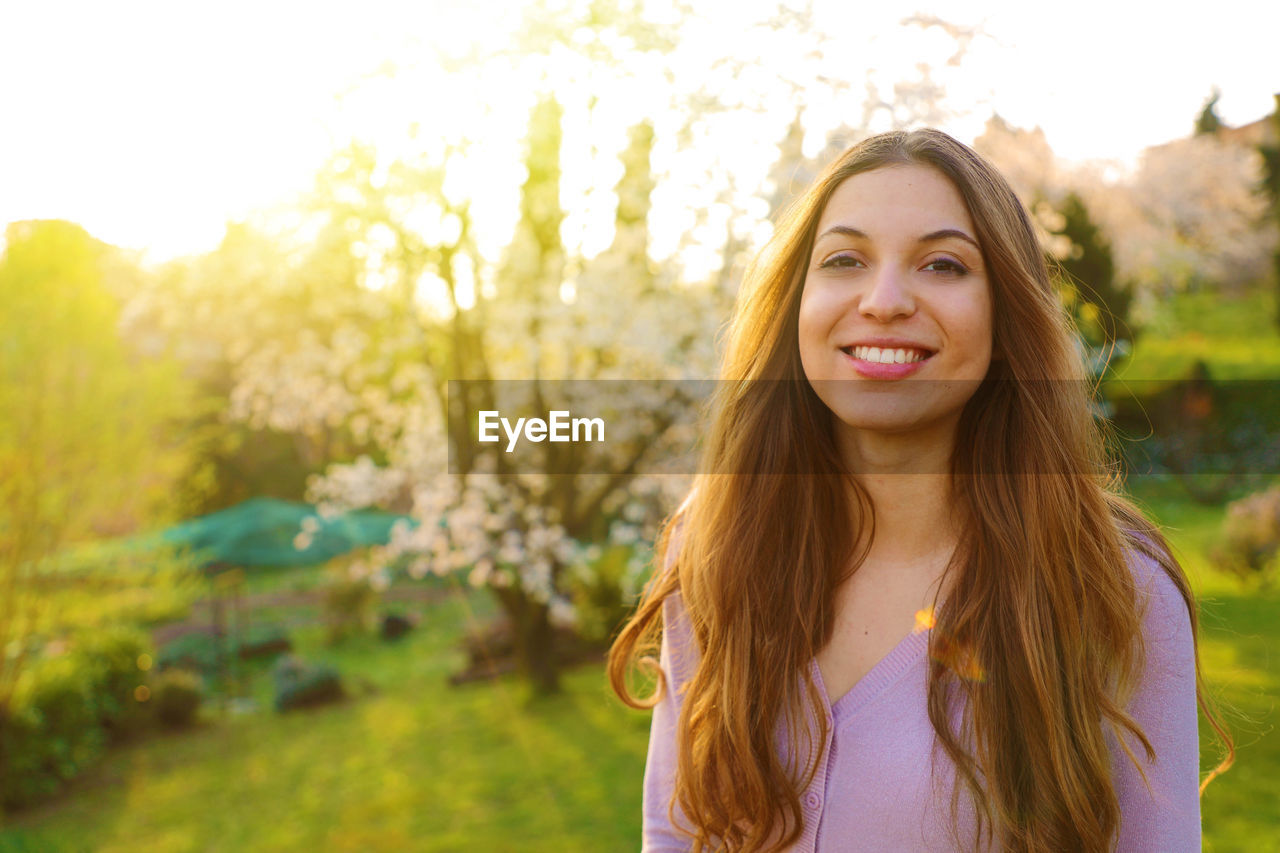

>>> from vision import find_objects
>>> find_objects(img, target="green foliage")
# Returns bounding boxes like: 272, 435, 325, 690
565, 544, 650, 647
0, 220, 198, 715
12, 657, 103, 793
0, 625, 154, 810
191, 425, 318, 515
68, 626, 151, 737
0, 702, 57, 809
1211, 485, 1280, 587
149, 669, 202, 728
272, 655, 344, 712
0, 626, 153, 808
25, 544, 203, 657
0, 221, 196, 541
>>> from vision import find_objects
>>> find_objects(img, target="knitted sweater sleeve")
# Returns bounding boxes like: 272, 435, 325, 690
1110, 549, 1202, 852
642, 588, 700, 852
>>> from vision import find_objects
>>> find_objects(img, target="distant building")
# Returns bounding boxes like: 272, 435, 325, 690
1213, 93, 1278, 149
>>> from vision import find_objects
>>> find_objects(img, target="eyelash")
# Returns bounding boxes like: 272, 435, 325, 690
924, 258, 968, 276
817, 255, 969, 276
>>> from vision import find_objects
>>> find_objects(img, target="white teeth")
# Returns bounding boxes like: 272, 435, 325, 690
851, 346, 928, 365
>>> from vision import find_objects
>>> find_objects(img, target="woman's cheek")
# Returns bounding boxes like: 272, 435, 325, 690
796, 285, 835, 378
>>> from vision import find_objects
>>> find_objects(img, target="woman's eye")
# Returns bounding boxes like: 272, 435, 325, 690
818, 254, 863, 270
924, 258, 968, 276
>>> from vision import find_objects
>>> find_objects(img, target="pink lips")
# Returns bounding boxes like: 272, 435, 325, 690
838, 339, 936, 380
841, 349, 929, 379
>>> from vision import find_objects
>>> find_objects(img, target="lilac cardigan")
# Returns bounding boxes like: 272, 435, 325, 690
641, 549, 1201, 851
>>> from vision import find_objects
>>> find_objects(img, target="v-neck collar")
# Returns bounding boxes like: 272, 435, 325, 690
810, 628, 931, 725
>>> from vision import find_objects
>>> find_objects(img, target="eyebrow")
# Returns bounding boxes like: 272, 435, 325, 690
815, 225, 982, 252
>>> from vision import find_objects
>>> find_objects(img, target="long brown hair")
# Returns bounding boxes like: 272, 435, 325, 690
608, 129, 1233, 852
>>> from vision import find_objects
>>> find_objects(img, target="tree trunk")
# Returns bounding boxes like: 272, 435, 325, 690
493, 586, 561, 694
521, 601, 560, 695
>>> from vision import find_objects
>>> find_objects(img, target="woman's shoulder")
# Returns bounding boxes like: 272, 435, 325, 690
657, 586, 703, 699
1120, 533, 1194, 652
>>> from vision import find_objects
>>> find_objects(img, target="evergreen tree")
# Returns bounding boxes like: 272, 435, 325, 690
502, 95, 565, 382
1195, 88, 1224, 135
1257, 94, 1280, 329
611, 121, 656, 278
1051, 192, 1133, 355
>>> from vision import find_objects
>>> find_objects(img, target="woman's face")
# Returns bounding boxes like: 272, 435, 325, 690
797, 163, 994, 451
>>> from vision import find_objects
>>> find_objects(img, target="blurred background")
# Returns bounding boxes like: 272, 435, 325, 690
1, 1, 1278, 849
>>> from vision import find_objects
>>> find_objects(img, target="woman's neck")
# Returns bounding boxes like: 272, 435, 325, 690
854, 473, 959, 567
838, 424, 962, 567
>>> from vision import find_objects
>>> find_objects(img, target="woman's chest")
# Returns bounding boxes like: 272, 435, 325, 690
815, 570, 941, 706
811, 706, 978, 851
791, 657, 981, 852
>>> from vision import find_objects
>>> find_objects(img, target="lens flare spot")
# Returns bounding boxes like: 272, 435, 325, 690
913, 608, 936, 632
134, 685, 151, 702
930, 634, 987, 683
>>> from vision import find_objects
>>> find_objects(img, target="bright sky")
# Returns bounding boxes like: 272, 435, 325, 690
1, 0, 1276, 265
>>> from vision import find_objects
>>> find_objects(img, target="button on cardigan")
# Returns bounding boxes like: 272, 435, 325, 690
640, 548, 1201, 851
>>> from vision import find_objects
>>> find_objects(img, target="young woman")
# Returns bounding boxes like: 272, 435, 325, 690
608, 129, 1232, 852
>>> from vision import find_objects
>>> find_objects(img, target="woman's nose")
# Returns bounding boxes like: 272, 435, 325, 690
858, 265, 915, 322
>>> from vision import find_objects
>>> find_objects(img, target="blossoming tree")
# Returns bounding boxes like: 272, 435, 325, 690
129, 5, 988, 692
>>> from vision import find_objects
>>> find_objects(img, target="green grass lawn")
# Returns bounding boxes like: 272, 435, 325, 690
1113, 288, 1280, 382
2, 481, 1277, 851
0, 580, 652, 852
1126, 476, 1280, 852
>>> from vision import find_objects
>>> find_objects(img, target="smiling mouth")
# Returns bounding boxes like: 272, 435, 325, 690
840, 345, 934, 365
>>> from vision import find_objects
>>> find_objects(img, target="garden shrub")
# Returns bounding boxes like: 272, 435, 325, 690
0, 626, 160, 810
0, 655, 105, 810
0, 626, 161, 809
272, 655, 344, 712
150, 669, 202, 728
0, 703, 57, 809
69, 625, 151, 738
1213, 484, 1280, 586
322, 576, 377, 644
1107, 369, 1280, 503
